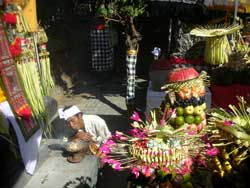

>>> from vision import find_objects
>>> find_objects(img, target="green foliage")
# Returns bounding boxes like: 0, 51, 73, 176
95, 0, 149, 49
96, 0, 148, 20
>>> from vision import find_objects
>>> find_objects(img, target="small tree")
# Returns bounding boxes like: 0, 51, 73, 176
96, 0, 149, 113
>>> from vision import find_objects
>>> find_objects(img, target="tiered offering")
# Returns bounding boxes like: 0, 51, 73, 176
161, 67, 209, 133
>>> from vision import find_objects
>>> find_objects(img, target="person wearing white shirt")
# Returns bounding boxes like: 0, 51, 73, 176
60, 105, 111, 163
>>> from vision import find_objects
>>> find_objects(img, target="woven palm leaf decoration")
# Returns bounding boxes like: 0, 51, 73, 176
98, 109, 213, 179
190, 24, 243, 65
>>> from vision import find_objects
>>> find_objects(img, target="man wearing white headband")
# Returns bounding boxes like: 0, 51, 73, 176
59, 105, 111, 163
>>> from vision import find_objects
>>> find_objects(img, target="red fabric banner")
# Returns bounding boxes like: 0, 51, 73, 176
210, 84, 250, 109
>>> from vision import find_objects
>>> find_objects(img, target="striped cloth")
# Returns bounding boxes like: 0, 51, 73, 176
126, 54, 137, 104
91, 28, 113, 72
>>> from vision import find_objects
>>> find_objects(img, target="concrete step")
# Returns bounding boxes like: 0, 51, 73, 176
11, 138, 51, 188
11, 139, 100, 188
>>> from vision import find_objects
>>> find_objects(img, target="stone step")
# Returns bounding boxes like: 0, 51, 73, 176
10, 138, 51, 188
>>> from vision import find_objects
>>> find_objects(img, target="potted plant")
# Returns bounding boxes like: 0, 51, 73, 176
95, 0, 149, 112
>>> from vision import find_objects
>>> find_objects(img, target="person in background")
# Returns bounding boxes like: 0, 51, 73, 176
59, 105, 111, 163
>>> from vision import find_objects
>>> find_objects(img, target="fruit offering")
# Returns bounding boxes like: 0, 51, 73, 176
161, 67, 209, 133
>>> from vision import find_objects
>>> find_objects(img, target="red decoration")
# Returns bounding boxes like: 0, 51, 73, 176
0, 23, 12, 62
167, 67, 199, 83
10, 37, 22, 57
16, 104, 32, 119
0, 22, 39, 140
95, 24, 106, 30
170, 56, 203, 65
3, 13, 17, 24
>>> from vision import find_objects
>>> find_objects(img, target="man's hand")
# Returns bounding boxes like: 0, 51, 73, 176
75, 131, 93, 142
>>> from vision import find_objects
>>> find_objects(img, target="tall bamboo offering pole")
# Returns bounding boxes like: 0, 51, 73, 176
21, 0, 38, 32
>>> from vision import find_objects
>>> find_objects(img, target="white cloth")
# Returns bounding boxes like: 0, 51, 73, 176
0, 101, 42, 175
58, 105, 81, 120
82, 114, 111, 144
146, 81, 165, 114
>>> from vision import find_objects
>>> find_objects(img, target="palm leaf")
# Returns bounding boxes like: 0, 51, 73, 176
190, 23, 243, 37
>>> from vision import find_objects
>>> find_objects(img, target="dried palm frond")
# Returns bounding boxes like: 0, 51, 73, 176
190, 24, 243, 65
161, 71, 209, 93
190, 24, 243, 37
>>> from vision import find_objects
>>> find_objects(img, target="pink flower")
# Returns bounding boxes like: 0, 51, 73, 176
131, 112, 140, 121
224, 120, 234, 126
163, 167, 170, 174
107, 159, 116, 164
141, 166, 152, 177
184, 158, 193, 168
105, 139, 115, 146
139, 132, 146, 138
160, 107, 168, 126
131, 167, 140, 178
206, 147, 219, 156
114, 131, 128, 140
99, 144, 111, 154
170, 108, 176, 118
119, 136, 128, 141
128, 128, 140, 136
115, 131, 124, 136
112, 162, 122, 170
181, 166, 191, 175
160, 119, 165, 126
131, 121, 141, 128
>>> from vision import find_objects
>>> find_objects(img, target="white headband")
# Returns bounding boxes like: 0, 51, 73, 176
58, 105, 81, 120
